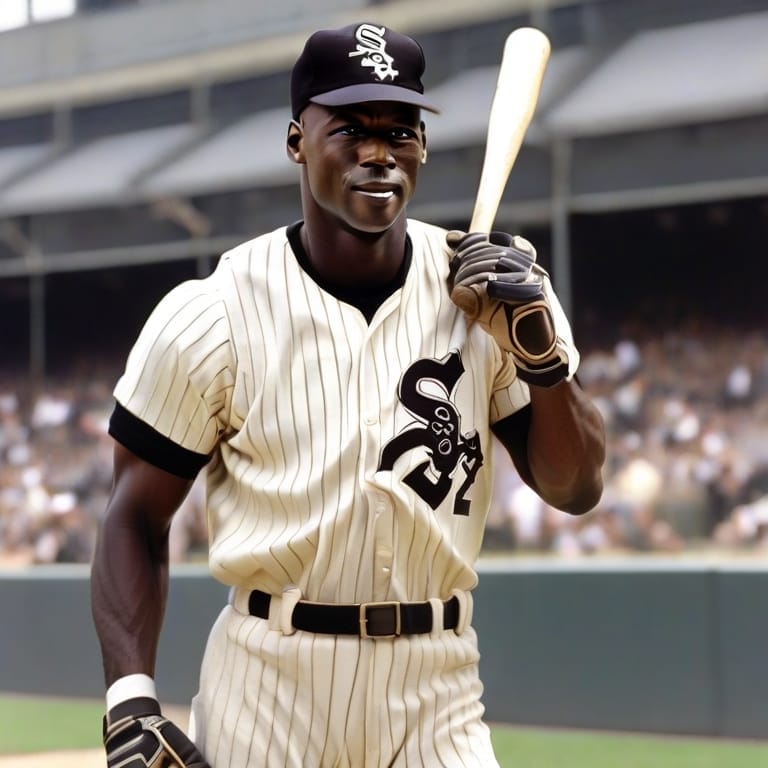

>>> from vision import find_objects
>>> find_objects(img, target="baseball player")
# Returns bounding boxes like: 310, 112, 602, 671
91, 21, 605, 768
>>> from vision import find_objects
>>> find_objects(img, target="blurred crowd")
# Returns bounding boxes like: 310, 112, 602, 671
0, 362, 208, 567
2, 326, 768, 566
484, 326, 768, 558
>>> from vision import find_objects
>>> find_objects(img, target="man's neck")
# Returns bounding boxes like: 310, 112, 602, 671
287, 221, 412, 323
300, 211, 408, 288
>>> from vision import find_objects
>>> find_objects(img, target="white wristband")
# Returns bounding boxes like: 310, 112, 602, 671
106, 673, 158, 711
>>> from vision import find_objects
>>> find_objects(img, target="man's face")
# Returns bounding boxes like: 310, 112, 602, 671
290, 101, 426, 234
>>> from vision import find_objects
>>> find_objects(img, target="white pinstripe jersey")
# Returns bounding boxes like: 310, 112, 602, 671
114, 219, 571, 604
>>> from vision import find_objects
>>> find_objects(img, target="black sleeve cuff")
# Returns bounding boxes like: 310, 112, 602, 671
109, 402, 211, 479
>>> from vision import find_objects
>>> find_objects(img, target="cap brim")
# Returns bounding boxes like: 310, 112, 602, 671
310, 83, 440, 114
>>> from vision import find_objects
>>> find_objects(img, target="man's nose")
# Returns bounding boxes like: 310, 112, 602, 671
360, 137, 395, 168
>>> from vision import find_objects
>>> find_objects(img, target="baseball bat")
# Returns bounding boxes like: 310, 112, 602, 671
469, 27, 551, 234
451, 27, 551, 320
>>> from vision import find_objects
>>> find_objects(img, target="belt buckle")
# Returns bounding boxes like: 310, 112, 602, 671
359, 601, 401, 639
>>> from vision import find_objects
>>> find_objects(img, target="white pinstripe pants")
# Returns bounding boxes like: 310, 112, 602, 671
189, 601, 500, 767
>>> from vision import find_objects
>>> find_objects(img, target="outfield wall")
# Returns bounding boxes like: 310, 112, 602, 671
1, 559, 766, 739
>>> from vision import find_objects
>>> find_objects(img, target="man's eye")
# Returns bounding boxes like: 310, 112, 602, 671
331, 125, 366, 137
329, 125, 417, 140
389, 127, 418, 140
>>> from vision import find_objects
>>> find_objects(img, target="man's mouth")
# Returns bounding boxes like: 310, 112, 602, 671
352, 183, 399, 200
358, 190, 395, 199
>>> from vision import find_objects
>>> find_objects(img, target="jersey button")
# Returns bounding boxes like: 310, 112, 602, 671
364, 414, 376, 425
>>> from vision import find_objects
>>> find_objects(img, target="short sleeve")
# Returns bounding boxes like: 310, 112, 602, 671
113, 276, 235, 457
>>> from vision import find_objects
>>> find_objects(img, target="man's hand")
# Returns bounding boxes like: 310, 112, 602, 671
447, 230, 569, 387
104, 697, 211, 768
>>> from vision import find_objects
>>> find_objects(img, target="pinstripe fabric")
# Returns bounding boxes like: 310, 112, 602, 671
113, 218, 572, 766
190, 605, 499, 768
114, 219, 532, 602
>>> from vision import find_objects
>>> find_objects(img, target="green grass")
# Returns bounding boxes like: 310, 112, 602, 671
491, 724, 768, 768
0, 695, 104, 753
2, 694, 768, 767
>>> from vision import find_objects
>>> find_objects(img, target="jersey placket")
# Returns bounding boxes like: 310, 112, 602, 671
358, 314, 396, 599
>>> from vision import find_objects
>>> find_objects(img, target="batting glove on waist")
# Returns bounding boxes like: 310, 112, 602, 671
104, 696, 211, 768
447, 230, 570, 387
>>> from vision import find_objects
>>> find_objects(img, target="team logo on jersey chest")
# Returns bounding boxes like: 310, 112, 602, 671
378, 351, 483, 515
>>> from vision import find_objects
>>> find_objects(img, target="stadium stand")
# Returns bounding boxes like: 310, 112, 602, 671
1, 0, 768, 564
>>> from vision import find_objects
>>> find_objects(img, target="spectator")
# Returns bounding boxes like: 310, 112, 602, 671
2, 325, 768, 564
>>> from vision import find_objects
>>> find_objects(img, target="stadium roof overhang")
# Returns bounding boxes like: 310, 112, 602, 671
417, 10, 768, 223
1, 10, 768, 281
0, 124, 200, 215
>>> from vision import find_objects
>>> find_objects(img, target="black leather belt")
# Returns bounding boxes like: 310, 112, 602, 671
248, 590, 460, 638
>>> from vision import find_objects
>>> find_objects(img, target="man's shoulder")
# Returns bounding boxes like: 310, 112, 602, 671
406, 218, 448, 240
219, 226, 289, 264
406, 219, 452, 267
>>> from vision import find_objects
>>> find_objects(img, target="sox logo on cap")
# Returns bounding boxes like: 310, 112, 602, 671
348, 23, 399, 81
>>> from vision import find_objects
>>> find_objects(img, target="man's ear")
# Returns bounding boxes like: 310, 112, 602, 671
420, 121, 428, 164
287, 119, 304, 163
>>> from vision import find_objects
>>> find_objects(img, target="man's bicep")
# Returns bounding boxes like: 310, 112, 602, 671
108, 441, 198, 537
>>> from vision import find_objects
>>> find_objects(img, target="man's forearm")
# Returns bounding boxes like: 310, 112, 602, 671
527, 379, 606, 514
91, 514, 170, 686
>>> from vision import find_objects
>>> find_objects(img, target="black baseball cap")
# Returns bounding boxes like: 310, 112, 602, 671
290, 22, 440, 119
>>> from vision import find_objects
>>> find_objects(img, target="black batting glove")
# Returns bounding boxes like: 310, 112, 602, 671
104, 697, 211, 768
448, 230, 569, 387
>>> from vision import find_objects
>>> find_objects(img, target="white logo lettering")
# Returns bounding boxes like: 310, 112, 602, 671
348, 24, 399, 81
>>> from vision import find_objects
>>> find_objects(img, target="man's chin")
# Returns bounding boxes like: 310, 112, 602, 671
344, 209, 407, 236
